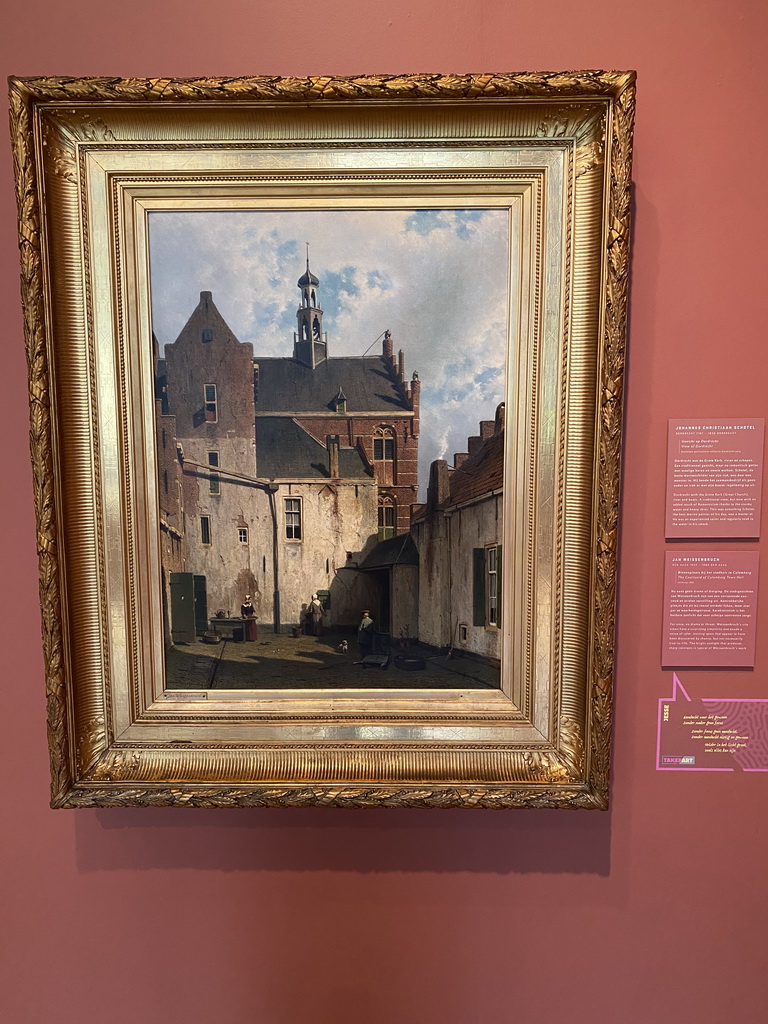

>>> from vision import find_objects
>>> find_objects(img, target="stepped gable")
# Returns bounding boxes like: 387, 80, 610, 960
449, 428, 504, 507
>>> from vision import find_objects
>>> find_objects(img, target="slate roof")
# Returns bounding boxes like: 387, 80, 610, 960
255, 417, 372, 481
448, 429, 504, 507
255, 356, 410, 414
359, 533, 420, 570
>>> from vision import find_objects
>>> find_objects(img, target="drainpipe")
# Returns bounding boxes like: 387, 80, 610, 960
267, 485, 281, 634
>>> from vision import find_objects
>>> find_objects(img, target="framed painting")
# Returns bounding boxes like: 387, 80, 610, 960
10, 72, 635, 808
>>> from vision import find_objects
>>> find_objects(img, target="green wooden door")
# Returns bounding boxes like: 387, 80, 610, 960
170, 572, 196, 643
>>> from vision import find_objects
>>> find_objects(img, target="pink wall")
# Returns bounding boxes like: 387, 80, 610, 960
2, 3, 767, 1021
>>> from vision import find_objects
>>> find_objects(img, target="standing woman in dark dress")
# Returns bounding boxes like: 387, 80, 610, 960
358, 609, 375, 658
241, 594, 257, 641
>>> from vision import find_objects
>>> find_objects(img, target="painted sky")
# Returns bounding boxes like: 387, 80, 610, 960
148, 208, 510, 497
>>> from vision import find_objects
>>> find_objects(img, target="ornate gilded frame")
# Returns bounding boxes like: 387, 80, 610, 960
9, 73, 634, 808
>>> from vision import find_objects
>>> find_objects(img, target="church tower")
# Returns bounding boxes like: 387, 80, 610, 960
293, 253, 328, 368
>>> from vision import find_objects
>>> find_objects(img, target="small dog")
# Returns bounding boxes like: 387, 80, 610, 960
337, 640, 349, 654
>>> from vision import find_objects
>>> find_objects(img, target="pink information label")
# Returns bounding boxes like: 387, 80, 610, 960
657, 673, 768, 771
665, 418, 764, 538
662, 550, 759, 667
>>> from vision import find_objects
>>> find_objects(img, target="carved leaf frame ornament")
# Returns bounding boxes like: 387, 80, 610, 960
9, 73, 635, 809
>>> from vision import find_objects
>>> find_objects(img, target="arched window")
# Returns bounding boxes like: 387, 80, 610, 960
373, 425, 396, 485
378, 495, 396, 540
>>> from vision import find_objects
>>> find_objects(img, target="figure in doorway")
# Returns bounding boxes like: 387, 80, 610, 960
358, 609, 375, 658
241, 594, 257, 641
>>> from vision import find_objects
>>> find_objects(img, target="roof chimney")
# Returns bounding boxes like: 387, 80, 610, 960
494, 402, 506, 434
383, 330, 394, 363
326, 434, 340, 478
426, 459, 450, 513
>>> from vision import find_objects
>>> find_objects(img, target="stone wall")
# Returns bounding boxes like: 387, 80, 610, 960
412, 493, 502, 660
273, 480, 379, 627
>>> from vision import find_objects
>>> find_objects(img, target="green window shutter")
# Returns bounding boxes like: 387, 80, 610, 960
473, 548, 486, 626
496, 544, 502, 625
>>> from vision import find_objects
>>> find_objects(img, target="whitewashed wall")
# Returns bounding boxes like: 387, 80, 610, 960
413, 493, 502, 660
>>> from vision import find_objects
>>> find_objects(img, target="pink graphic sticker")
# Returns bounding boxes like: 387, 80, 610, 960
666, 418, 764, 538
657, 673, 768, 771
662, 550, 759, 667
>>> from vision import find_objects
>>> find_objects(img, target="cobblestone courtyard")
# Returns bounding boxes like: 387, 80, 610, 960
165, 629, 499, 690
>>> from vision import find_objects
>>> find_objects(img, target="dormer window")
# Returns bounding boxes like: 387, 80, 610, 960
333, 387, 347, 415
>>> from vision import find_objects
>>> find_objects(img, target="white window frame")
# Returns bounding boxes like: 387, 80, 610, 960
284, 497, 302, 541
204, 383, 218, 423
486, 544, 498, 628
238, 527, 249, 544
200, 515, 212, 546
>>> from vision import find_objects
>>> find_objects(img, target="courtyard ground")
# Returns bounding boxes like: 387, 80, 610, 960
164, 628, 500, 691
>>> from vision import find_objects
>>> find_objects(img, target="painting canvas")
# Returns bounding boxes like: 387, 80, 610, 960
151, 208, 510, 691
